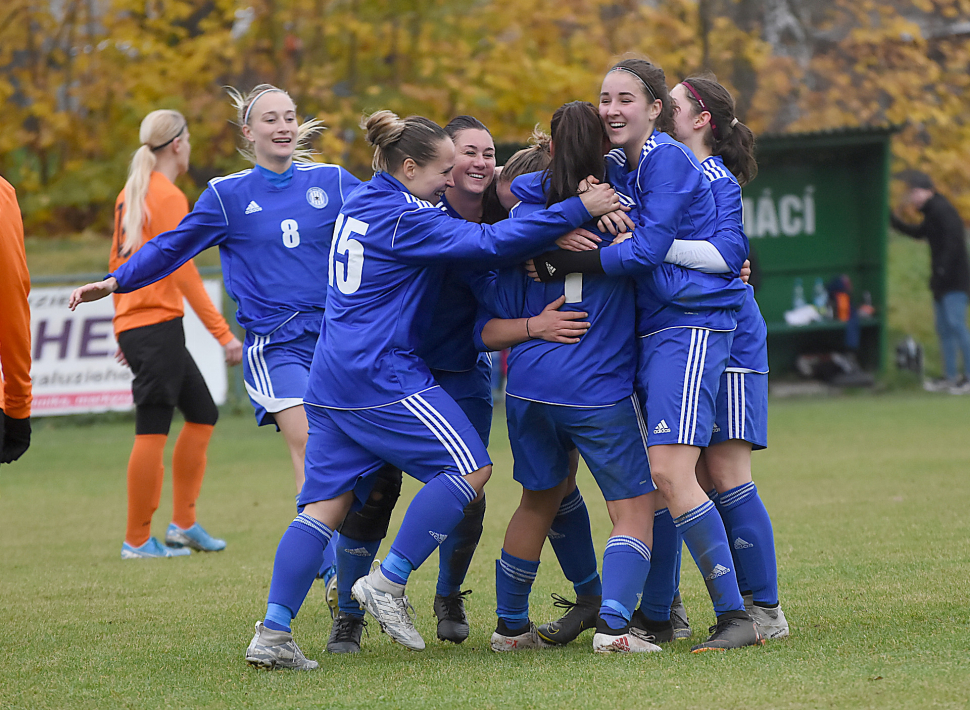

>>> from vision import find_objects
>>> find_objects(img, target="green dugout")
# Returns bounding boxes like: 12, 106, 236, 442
744, 126, 894, 376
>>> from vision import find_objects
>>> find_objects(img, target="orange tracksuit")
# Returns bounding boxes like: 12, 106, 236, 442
0, 176, 31, 420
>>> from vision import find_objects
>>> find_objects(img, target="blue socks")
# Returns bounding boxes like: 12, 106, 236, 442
640, 507, 679, 621
717, 482, 778, 606
675, 500, 744, 616
548, 488, 602, 597
336, 534, 381, 617
600, 536, 652, 630
496, 549, 539, 631
382, 473, 476, 586
265, 513, 334, 632
436, 495, 486, 597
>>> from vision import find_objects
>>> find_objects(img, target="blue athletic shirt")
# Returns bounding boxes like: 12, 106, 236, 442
304, 170, 593, 410
702, 156, 768, 374
109, 162, 361, 335
599, 132, 746, 335
418, 194, 496, 374
476, 196, 637, 408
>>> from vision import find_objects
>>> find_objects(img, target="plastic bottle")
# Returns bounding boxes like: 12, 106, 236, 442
813, 277, 828, 313
792, 277, 805, 309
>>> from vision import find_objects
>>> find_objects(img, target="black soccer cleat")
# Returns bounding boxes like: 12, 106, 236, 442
536, 593, 601, 646
670, 593, 692, 639
629, 607, 675, 643
434, 590, 472, 643
690, 610, 765, 653
327, 612, 367, 654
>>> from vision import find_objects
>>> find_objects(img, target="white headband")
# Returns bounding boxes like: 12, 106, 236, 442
244, 88, 285, 125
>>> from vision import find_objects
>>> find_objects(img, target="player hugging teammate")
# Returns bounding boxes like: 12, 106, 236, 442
69, 54, 786, 668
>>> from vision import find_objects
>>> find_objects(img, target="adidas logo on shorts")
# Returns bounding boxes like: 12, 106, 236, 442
653, 419, 671, 434
245, 200, 262, 214
734, 538, 754, 550
705, 564, 731, 581
712, 423, 721, 433
429, 530, 448, 544
344, 546, 372, 557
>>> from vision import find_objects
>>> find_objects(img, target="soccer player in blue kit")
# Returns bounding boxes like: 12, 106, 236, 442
69, 84, 360, 498
529, 58, 764, 652
477, 101, 661, 654
243, 110, 620, 669
666, 75, 789, 640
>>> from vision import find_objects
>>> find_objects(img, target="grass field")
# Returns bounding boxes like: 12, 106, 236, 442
2, 392, 969, 709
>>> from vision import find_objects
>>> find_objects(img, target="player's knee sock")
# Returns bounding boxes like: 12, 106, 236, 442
382, 473, 476, 585
495, 549, 539, 632
600, 536, 652, 630
170, 423, 214, 530
718, 482, 778, 606
125, 434, 167, 547
265, 514, 334, 632
640, 508, 678, 621
318, 536, 336, 582
711, 489, 751, 596
336, 534, 381, 617
548, 488, 602, 598
436, 495, 486, 596
675, 500, 745, 615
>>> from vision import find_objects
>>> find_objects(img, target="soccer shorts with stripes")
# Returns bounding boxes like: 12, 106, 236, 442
709, 370, 768, 450
505, 395, 654, 501
430, 354, 493, 447
299, 385, 492, 507
636, 327, 732, 448
243, 314, 321, 427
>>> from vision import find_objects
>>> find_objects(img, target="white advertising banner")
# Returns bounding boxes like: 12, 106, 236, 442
28, 281, 228, 416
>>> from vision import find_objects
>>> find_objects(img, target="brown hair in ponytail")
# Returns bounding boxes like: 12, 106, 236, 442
679, 73, 758, 186
544, 101, 609, 207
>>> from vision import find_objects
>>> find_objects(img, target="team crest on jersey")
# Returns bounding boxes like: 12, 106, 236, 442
306, 187, 328, 209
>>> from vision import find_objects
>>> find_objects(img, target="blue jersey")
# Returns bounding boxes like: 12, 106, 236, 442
702, 157, 768, 373
418, 194, 497, 373
600, 133, 745, 335
110, 162, 361, 335
477, 196, 637, 407
304, 170, 592, 410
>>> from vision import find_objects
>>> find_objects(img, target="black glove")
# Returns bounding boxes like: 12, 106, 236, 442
1, 413, 31, 463
532, 249, 604, 282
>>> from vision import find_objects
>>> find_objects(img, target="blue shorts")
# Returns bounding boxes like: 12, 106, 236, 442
299, 386, 492, 507
431, 355, 493, 446
637, 328, 732, 448
505, 395, 654, 501
710, 371, 768, 450
244, 314, 321, 427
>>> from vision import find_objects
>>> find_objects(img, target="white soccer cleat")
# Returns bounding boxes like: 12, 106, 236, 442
593, 619, 663, 654
351, 571, 425, 651
747, 604, 790, 639
489, 621, 551, 652
245, 621, 318, 670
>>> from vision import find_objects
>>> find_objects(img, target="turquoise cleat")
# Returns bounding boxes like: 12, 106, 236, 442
165, 522, 227, 552
121, 537, 191, 559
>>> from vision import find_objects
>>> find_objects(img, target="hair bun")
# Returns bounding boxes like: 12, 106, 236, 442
362, 110, 406, 148
529, 125, 552, 152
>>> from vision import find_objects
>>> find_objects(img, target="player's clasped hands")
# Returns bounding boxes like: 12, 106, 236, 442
68, 277, 119, 310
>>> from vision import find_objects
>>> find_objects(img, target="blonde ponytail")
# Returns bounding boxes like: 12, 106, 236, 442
121, 109, 186, 255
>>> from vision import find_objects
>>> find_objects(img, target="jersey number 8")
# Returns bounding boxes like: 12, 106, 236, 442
329, 214, 368, 295
281, 219, 301, 248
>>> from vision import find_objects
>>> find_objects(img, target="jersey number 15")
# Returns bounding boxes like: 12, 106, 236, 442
329, 214, 368, 294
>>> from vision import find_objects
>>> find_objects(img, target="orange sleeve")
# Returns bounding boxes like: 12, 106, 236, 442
0, 177, 32, 418
172, 260, 233, 346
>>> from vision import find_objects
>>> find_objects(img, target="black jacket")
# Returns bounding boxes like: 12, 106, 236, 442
891, 193, 970, 299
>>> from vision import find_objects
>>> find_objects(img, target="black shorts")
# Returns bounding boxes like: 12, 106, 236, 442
118, 318, 205, 407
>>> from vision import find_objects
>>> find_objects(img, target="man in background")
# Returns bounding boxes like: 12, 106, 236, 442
0, 175, 32, 463
891, 170, 970, 394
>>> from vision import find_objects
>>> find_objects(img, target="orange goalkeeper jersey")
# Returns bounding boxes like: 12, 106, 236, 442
109, 171, 232, 345
0, 176, 32, 418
